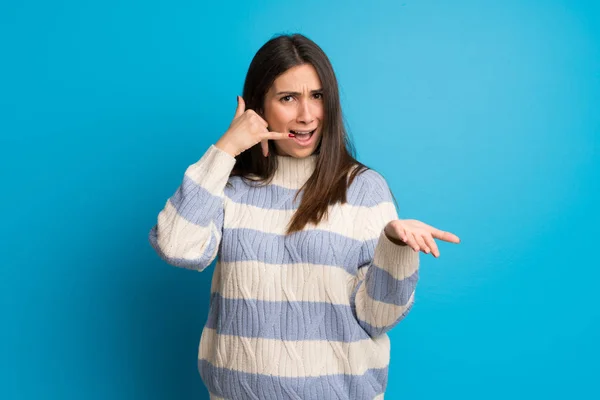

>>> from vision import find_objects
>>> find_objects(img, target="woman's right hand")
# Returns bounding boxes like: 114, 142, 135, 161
215, 96, 294, 158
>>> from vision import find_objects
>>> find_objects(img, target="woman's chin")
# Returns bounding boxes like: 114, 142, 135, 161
275, 135, 320, 157
274, 146, 317, 158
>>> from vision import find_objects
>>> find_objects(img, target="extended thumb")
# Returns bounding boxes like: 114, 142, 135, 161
234, 96, 245, 118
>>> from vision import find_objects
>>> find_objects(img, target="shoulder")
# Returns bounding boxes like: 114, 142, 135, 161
347, 165, 393, 207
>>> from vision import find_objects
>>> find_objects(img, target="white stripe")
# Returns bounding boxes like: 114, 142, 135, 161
198, 327, 390, 377
224, 199, 396, 241
185, 144, 236, 195
211, 260, 356, 305
373, 231, 420, 281
155, 200, 219, 261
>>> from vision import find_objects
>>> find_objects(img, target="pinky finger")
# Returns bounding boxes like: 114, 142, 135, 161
261, 139, 269, 157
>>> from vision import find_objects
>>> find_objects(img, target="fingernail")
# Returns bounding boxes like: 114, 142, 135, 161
288, 133, 295, 137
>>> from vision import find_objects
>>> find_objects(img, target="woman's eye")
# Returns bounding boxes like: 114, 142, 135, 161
280, 93, 322, 102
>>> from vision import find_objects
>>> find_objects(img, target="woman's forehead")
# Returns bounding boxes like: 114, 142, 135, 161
272, 65, 322, 92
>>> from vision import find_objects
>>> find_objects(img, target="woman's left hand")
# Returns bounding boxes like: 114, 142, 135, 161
384, 219, 461, 258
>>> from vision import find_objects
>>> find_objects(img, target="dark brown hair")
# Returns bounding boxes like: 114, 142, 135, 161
227, 33, 396, 235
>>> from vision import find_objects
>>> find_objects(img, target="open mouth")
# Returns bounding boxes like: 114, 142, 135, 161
289, 128, 317, 145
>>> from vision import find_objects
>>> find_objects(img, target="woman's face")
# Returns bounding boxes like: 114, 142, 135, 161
262, 64, 324, 158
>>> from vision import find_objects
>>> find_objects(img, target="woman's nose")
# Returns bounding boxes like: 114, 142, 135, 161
297, 100, 314, 123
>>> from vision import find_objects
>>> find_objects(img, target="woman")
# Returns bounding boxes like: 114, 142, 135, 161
149, 33, 460, 400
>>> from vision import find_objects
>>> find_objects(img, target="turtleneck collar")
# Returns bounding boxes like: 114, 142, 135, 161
271, 153, 318, 189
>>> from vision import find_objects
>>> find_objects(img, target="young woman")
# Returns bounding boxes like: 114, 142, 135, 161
149, 33, 460, 400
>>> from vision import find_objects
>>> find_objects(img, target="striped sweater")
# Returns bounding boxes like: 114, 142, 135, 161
148, 144, 420, 400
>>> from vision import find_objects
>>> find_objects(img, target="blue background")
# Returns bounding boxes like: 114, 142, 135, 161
2, 0, 599, 398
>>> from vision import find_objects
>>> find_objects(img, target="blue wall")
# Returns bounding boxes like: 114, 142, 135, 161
3, 0, 598, 398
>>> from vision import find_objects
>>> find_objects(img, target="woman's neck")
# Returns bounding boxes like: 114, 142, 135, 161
271, 153, 318, 189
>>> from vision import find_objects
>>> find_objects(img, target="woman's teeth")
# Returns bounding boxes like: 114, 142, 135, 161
290, 129, 314, 137
289, 129, 315, 145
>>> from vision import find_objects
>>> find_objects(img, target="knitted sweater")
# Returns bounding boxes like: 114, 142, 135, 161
148, 144, 420, 400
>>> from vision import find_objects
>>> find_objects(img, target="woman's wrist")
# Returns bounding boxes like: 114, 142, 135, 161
214, 139, 238, 158
384, 231, 408, 246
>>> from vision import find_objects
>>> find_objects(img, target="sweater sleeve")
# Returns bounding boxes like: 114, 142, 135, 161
349, 170, 420, 338
148, 144, 237, 271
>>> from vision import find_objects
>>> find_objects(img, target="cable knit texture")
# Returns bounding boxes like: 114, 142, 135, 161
148, 144, 420, 400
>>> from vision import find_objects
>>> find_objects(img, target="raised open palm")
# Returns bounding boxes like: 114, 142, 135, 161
384, 219, 461, 258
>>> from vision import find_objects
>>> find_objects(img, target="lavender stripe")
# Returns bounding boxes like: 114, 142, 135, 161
365, 265, 419, 306
206, 293, 371, 342
220, 228, 370, 274
170, 175, 225, 228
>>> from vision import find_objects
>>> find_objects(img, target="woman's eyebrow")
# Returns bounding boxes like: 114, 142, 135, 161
275, 89, 323, 95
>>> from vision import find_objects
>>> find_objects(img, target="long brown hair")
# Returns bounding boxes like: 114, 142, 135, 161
227, 33, 396, 235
